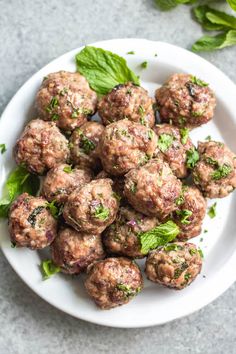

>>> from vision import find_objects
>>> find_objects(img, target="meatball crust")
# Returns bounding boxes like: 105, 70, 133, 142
145, 242, 202, 290
41, 164, 93, 203
124, 158, 182, 219
155, 73, 216, 129
51, 227, 105, 274
63, 178, 119, 234
9, 193, 57, 250
98, 82, 155, 127
69, 121, 104, 171
14, 119, 70, 175
99, 119, 157, 176
173, 186, 206, 240
103, 206, 159, 258
193, 141, 236, 198
96, 170, 125, 202
153, 124, 194, 178
36, 71, 97, 131
85, 257, 143, 309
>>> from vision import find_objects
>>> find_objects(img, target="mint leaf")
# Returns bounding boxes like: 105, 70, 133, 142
155, 0, 196, 11
193, 6, 231, 31
180, 128, 189, 145
41, 260, 60, 280
186, 148, 199, 169
0, 166, 40, 218
46, 200, 62, 219
211, 164, 232, 180
206, 11, 236, 30
208, 202, 217, 219
227, 0, 236, 11
0, 144, 6, 154
138, 220, 180, 254
176, 209, 193, 225
192, 30, 236, 52
157, 133, 174, 152
76, 46, 140, 95
93, 204, 110, 220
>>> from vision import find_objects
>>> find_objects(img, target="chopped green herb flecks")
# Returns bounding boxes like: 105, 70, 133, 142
127, 51, 135, 55
157, 133, 173, 153
46, 96, 59, 113
0, 144, 6, 154
63, 165, 73, 173
140, 61, 148, 69
164, 243, 183, 252
116, 283, 140, 297
186, 148, 199, 169
180, 128, 189, 145
93, 204, 110, 220
77, 129, 96, 154
184, 273, 191, 281
27, 206, 45, 227
130, 182, 137, 194
46, 200, 61, 219
191, 76, 209, 87
41, 260, 60, 280
205, 135, 212, 141
208, 202, 217, 219
59, 87, 69, 96
211, 164, 232, 180
176, 209, 193, 225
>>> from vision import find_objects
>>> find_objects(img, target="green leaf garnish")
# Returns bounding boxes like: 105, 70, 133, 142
116, 283, 141, 297
164, 243, 184, 252
176, 209, 193, 225
75, 46, 140, 95
155, 0, 196, 11
205, 135, 212, 141
0, 166, 40, 218
41, 260, 60, 280
0, 144, 6, 154
157, 133, 174, 153
208, 202, 217, 219
227, 0, 236, 11
191, 76, 209, 87
193, 5, 235, 31
186, 148, 199, 169
93, 204, 110, 220
63, 165, 73, 173
46, 200, 61, 219
77, 129, 96, 154
46, 96, 59, 113
127, 51, 135, 54
140, 61, 148, 69
180, 128, 189, 145
27, 206, 45, 227
138, 220, 180, 254
192, 30, 236, 52
211, 164, 232, 180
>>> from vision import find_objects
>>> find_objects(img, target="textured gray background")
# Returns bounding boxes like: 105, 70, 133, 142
1, 1, 236, 353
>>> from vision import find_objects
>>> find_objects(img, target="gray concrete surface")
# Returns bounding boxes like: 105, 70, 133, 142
1, 0, 236, 353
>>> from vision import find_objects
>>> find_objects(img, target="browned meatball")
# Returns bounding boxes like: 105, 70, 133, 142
155, 74, 216, 129
85, 257, 143, 309
36, 71, 97, 131
63, 178, 119, 234
153, 124, 194, 178
124, 159, 182, 219
69, 121, 104, 171
145, 242, 202, 290
103, 206, 159, 258
99, 119, 157, 176
193, 141, 236, 198
50, 227, 105, 274
173, 186, 206, 240
98, 82, 155, 127
9, 193, 57, 250
14, 119, 70, 175
41, 164, 93, 203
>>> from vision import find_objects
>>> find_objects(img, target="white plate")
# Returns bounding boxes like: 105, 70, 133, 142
1, 39, 236, 328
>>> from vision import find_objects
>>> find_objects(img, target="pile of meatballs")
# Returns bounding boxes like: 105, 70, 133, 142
8, 71, 236, 310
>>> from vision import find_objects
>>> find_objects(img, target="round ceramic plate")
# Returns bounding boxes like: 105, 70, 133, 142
1, 39, 236, 328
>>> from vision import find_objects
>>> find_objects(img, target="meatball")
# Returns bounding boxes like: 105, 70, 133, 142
63, 178, 119, 234
145, 242, 202, 290
155, 73, 216, 129
9, 193, 57, 250
85, 257, 143, 309
124, 158, 182, 219
41, 164, 93, 203
50, 227, 105, 274
96, 170, 125, 202
99, 119, 157, 176
69, 121, 104, 171
153, 124, 194, 178
193, 141, 236, 198
173, 186, 206, 240
36, 71, 97, 131
98, 82, 155, 127
14, 119, 69, 175
103, 206, 159, 258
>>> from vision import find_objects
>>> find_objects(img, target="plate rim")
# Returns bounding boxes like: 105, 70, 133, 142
1, 38, 236, 328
